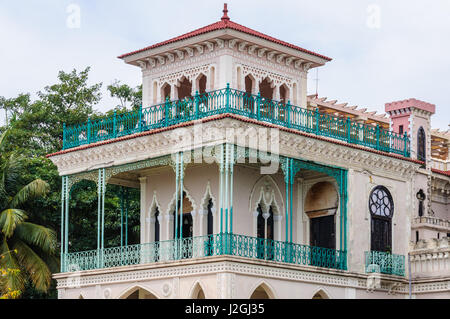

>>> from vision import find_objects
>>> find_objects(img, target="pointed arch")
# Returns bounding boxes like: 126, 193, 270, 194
161, 82, 171, 102
249, 175, 284, 215
189, 281, 207, 299
177, 76, 192, 100
117, 285, 160, 299
248, 281, 276, 299
195, 73, 208, 95
147, 191, 161, 243
166, 187, 197, 216
311, 288, 331, 299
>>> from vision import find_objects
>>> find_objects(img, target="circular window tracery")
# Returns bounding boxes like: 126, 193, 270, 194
369, 186, 394, 218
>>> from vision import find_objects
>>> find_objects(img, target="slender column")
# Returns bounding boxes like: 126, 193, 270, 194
225, 144, 229, 235
139, 177, 148, 245
219, 144, 224, 234
60, 176, 66, 272
229, 145, 234, 234
101, 168, 106, 252
179, 152, 184, 241
125, 187, 129, 246
175, 153, 179, 240
284, 158, 290, 243
97, 170, 101, 252
289, 158, 294, 243
120, 186, 124, 248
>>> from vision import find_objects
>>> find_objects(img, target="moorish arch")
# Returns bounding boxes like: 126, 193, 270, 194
200, 182, 216, 236
147, 191, 162, 243
304, 181, 339, 250
249, 281, 276, 299
118, 285, 159, 299
249, 175, 284, 241
189, 281, 207, 299
167, 187, 196, 240
311, 288, 331, 299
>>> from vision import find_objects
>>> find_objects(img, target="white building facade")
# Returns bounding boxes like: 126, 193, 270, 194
48, 5, 450, 299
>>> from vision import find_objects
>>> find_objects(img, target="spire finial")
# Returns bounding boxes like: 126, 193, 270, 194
222, 3, 230, 22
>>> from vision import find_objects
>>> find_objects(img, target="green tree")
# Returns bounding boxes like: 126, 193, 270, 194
0, 130, 58, 296
107, 80, 142, 111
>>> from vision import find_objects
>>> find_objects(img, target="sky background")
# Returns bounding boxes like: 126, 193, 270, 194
0, 0, 449, 130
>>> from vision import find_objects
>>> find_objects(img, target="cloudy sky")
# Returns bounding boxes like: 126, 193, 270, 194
1, 0, 449, 130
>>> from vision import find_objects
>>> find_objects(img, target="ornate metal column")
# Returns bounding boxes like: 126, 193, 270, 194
97, 168, 106, 267
60, 176, 69, 272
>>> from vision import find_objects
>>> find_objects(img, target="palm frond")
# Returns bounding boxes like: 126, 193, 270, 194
0, 209, 27, 238
0, 129, 9, 152
10, 179, 49, 208
12, 240, 52, 293
0, 239, 25, 294
15, 222, 57, 255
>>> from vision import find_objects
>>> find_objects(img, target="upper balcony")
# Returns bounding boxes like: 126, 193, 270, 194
62, 86, 411, 158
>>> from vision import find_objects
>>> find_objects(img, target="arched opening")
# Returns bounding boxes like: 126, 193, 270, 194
305, 182, 338, 250
122, 287, 158, 299
173, 192, 194, 240
191, 283, 206, 299
177, 77, 193, 101
250, 284, 273, 299
161, 83, 171, 102
369, 186, 393, 253
259, 78, 273, 100
154, 207, 160, 242
312, 290, 329, 299
279, 84, 289, 104
244, 74, 256, 113
196, 74, 207, 95
245, 74, 255, 95
417, 126, 426, 162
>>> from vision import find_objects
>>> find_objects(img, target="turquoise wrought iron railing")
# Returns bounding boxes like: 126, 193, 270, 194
62, 233, 347, 273
364, 251, 405, 276
62, 85, 410, 157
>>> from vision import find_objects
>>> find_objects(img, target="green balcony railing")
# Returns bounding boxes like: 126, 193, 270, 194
62, 233, 347, 273
62, 86, 410, 157
364, 251, 405, 276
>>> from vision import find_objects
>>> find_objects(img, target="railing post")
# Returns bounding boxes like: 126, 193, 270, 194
346, 117, 351, 143
257, 92, 261, 121
87, 118, 91, 144
286, 101, 291, 128
226, 83, 230, 113
113, 110, 117, 138
165, 97, 170, 127
403, 132, 409, 157
314, 108, 320, 135
195, 91, 199, 119
62, 123, 66, 150
138, 105, 143, 132
376, 124, 380, 150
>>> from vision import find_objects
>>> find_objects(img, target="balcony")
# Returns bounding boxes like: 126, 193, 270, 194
413, 216, 450, 232
62, 86, 410, 157
365, 251, 405, 277
62, 233, 347, 273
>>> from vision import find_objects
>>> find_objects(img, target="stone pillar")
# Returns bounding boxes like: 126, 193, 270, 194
139, 177, 148, 244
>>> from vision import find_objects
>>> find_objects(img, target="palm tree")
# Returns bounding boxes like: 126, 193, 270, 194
0, 129, 57, 296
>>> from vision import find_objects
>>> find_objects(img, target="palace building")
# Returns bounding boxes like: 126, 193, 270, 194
47, 4, 449, 299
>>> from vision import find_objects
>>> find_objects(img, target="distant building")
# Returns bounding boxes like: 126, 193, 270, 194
47, 4, 449, 299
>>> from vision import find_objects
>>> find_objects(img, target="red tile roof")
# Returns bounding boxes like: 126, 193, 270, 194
432, 168, 450, 177
118, 15, 332, 61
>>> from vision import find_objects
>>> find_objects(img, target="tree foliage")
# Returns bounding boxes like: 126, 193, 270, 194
0, 67, 142, 298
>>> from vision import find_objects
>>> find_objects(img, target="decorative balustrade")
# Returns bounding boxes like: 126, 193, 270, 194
364, 251, 405, 276
62, 233, 347, 273
413, 216, 450, 229
62, 86, 410, 157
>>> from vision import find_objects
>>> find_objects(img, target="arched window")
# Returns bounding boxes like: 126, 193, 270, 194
256, 204, 275, 260
154, 208, 160, 242
207, 198, 214, 236
417, 127, 426, 162
369, 186, 394, 253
